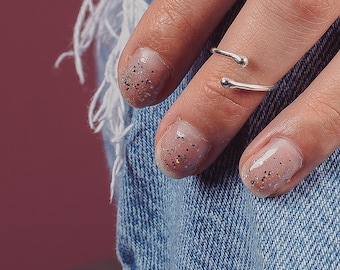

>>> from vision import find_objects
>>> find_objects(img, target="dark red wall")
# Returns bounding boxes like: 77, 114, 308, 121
0, 1, 120, 269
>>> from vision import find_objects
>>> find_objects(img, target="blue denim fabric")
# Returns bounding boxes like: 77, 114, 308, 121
99, 1, 340, 268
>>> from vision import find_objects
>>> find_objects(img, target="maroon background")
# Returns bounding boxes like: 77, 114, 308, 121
0, 1, 121, 269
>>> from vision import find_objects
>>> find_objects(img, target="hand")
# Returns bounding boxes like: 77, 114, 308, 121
118, 0, 340, 197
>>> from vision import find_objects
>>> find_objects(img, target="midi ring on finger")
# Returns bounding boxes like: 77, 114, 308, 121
211, 48, 276, 92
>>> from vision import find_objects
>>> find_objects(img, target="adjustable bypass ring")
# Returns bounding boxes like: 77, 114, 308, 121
211, 48, 275, 92
210, 48, 248, 67
221, 76, 275, 92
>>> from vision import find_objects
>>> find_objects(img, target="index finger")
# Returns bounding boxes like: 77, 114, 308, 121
118, 0, 237, 107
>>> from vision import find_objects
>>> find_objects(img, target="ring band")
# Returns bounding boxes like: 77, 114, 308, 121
221, 77, 275, 92
211, 48, 275, 92
211, 48, 248, 67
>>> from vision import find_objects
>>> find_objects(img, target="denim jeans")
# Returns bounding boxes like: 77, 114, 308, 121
97, 1, 340, 268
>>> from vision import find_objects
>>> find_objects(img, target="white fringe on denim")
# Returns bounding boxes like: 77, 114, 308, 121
56, 0, 148, 201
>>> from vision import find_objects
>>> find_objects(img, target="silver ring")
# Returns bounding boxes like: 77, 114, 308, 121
211, 48, 248, 67
211, 48, 275, 92
221, 77, 275, 92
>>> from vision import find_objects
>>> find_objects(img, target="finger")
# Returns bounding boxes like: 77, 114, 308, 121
239, 52, 340, 198
155, 0, 340, 178
117, 0, 237, 107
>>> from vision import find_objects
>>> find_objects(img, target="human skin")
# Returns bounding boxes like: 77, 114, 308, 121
118, 0, 340, 197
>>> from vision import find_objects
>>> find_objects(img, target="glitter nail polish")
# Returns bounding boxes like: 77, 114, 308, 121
155, 120, 211, 179
241, 138, 303, 198
119, 48, 170, 107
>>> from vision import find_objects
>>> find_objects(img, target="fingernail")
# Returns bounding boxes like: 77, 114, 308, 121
155, 120, 211, 179
241, 138, 303, 198
119, 48, 170, 107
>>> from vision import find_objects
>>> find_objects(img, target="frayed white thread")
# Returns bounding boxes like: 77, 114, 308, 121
56, 0, 148, 201
55, 0, 96, 84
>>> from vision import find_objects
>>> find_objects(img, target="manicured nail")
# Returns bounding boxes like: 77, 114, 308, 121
241, 138, 303, 198
155, 120, 211, 179
119, 47, 170, 107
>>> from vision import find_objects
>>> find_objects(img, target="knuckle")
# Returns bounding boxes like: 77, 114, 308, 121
163, 0, 199, 35
306, 91, 340, 140
290, 0, 335, 23
198, 75, 250, 123
139, 0, 198, 55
